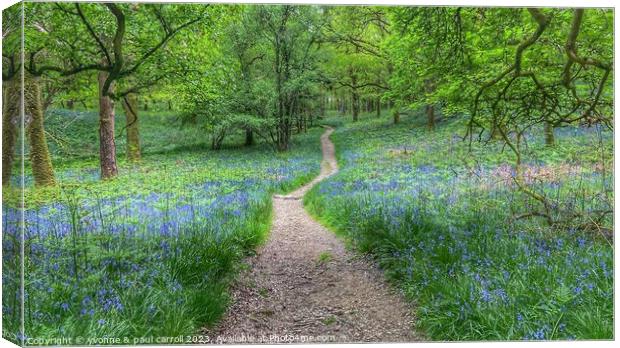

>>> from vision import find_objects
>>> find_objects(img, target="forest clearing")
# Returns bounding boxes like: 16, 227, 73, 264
1, 2, 614, 345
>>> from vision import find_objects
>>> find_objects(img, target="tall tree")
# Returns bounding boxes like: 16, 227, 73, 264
2, 2, 57, 186
255, 5, 325, 151
2, 4, 21, 186
34, 2, 208, 179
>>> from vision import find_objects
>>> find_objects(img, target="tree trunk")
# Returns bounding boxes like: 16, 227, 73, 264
276, 109, 290, 152
392, 108, 400, 124
277, 122, 289, 152
211, 129, 226, 150
351, 69, 359, 122
24, 74, 55, 186
143, 100, 148, 111
98, 71, 118, 179
67, 99, 75, 110
544, 120, 555, 146
2, 80, 19, 186
424, 79, 436, 131
122, 93, 141, 162
490, 117, 501, 139
352, 91, 359, 122
304, 107, 309, 132
376, 97, 381, 117
168, 100, 172, 111
245, 129, 254, 146
426, 104, 435, 130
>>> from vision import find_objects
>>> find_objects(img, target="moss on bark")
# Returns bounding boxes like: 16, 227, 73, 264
2, 80, 20, 186
24, 74, 55, 186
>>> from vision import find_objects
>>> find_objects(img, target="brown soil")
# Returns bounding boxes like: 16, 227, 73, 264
205, 128, 420, 344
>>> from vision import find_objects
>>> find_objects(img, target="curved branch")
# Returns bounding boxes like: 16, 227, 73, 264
101, 3, 126, 96
515, 9, 548, 74
119, 14, 205, 78
468, 9, 549, 137
76, 3, 112, 65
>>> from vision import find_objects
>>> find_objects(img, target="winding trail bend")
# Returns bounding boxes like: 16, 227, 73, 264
207, 127, 418, 343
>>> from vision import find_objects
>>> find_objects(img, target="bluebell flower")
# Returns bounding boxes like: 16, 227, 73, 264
577, 238, 586, 248
480, 288, 492, 303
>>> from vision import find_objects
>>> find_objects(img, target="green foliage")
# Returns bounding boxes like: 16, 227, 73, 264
384, 8, 613, 132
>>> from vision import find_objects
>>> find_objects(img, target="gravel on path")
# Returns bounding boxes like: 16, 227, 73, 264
205, 127, 420, 343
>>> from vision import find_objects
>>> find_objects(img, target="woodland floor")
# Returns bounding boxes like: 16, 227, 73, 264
205, 128, 419, 343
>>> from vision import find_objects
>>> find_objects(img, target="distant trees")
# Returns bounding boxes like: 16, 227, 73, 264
179, 5, 326, 152
121, 93, 140, 161
323, 6, 389, 122
256, 5, 326, 151
177, 6, 274, 150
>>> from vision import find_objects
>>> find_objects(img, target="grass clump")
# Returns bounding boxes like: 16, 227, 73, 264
316, 251, 333, 265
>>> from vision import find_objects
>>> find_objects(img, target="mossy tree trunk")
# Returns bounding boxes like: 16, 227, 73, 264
121, 93, 141, 162
544, 119, 555, 146
424, 79, 436, 131
490, 117, 501, 140
98, 71, 118, 179
2, 80, 19, 186
24, 74, 56, 186
426, 104, 435, 130
245, 129, 254, 146
392, 108, 400, 124
352, 92, 360, 122
350, 74, 360, 122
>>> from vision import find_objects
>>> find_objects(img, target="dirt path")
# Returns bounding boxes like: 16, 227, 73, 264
206, 127, 418, 343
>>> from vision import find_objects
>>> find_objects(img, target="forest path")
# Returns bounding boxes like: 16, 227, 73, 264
206, 127, 418, 343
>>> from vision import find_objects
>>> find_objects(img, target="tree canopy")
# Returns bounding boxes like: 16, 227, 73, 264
2, 4, 613, 185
